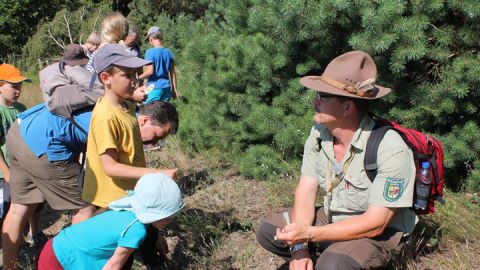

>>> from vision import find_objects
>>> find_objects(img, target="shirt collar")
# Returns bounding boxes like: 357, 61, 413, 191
350, 114, 375, 151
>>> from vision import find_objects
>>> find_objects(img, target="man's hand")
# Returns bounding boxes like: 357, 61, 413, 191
275, 223, 310, 245
290, 250, 314, 270
132, 86, 147, 102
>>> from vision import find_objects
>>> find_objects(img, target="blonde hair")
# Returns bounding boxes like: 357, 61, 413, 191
100, 12, 129, 44
86, 31, 101, 45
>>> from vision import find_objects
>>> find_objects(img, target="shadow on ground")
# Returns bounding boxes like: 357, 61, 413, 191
161, 208, 253, 270
387, 217, 442, 269
177, 170, 214, 196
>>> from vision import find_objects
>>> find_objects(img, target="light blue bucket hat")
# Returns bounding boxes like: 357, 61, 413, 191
108, 173, 184, 224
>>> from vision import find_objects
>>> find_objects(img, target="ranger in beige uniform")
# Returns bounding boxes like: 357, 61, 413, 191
256, 51, 417, 270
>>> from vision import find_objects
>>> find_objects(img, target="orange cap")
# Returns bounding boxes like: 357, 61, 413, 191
0, 64, 31, 83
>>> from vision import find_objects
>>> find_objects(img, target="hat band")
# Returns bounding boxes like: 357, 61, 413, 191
319, 75, 378, 98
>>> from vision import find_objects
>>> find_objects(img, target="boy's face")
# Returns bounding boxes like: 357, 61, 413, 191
0, 81, 22, 105
139, 119, 173, 145
101, 66, 138, 99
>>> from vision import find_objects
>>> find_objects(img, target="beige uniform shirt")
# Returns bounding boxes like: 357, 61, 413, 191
301, 115, 417, 233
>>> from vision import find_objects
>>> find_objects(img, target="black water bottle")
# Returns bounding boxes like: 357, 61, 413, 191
414, 162, 432, 210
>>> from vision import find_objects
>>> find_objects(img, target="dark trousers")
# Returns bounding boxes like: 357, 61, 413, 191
255, 207, 404, 270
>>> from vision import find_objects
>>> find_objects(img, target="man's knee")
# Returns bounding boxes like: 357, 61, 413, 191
316, 252, 362, 270
255, 221, 275, 250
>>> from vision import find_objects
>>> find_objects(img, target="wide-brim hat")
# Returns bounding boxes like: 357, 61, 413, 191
300, 51, 391, 100
108, 173, 184, 224
61, 44, 89, 66
0, 64, 31, 83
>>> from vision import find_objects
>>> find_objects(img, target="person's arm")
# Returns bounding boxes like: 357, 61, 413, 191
291, 175, 318, 226
0, 149, 9, 182
276, 204, 396, 245
289, 175, 318, 270
138, 64, 153, 81
100, 149, 177, 180
169, 61, 179, 99
102, 246, 135, 270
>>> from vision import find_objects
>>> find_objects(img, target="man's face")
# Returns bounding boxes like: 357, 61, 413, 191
0, 81, 22, 105
139, 120, 173, 145
312, 92, 347, 127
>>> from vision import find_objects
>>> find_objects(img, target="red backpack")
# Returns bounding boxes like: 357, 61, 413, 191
364, 116, 445, 215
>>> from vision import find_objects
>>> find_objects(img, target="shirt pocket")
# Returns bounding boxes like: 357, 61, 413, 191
343, 171, 370, 212
317, 167, 327, 190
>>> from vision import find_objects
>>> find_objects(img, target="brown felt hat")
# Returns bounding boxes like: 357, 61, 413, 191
300, 51, 391, 99
61, 44, 89, 66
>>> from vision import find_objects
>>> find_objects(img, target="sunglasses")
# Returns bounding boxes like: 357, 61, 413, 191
315, 92, 343, 100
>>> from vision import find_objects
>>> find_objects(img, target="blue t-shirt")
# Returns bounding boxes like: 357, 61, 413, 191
145, 47, 174, 89
17, 103, 91, 161
53, 210, 146, 270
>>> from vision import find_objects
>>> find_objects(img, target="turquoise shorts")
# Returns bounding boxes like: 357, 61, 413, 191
145, 86, 172, 103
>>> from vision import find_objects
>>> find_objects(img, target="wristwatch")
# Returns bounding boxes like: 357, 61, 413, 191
290, 243, 309, 254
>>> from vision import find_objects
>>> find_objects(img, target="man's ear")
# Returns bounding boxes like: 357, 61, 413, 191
343, 99, 354, 116
137, 114, 150, 126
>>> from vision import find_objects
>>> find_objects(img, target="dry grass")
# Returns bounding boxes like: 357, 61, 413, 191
144, 137, 480, 270
19, 73, 43, 108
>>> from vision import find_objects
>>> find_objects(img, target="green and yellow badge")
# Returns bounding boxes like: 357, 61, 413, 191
383, 177, 404, 202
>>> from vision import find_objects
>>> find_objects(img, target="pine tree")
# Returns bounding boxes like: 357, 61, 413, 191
158, 0, 480, 189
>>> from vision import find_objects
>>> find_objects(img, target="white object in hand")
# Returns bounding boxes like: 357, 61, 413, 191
145, 84, 155, 94
274, 211, 291, 240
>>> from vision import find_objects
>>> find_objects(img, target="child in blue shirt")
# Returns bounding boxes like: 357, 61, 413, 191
37, 173, 184, 270
139, 26, 179, 103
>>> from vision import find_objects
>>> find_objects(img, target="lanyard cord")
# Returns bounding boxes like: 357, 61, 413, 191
325, 146, 356, 222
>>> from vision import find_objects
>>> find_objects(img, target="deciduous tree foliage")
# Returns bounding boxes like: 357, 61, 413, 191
0, 0, 65, 58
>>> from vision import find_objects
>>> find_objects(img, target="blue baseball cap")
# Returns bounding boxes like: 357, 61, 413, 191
108, 173, 184, 224
93, 44, 151, 73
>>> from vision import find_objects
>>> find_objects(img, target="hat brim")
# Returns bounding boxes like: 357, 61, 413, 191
134, 202, 185, 224
62, 58, 89, 66
300, 75, 391, 100
115, 57, 152, 69
4, 76, 31, 83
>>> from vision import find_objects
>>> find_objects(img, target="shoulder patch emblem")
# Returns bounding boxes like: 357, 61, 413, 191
383, 177, 405, 202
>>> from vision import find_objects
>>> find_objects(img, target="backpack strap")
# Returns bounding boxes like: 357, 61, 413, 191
66, 117, 87, 135
88, 72, 97, 93
58, 61, 66, 76
364, 122, 392, 182
317, 137, 322, 151
66, 117, 88, 190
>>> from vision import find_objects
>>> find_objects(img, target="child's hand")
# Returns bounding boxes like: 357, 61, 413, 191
156, 235, 169, 260
131, 86, 147, 102
172, 90, 180, 100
